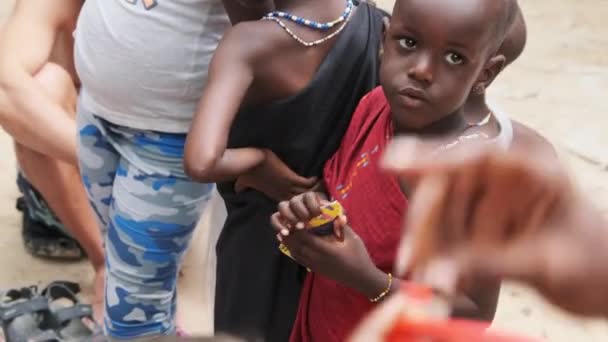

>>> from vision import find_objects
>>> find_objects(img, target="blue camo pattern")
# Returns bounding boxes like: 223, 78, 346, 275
77, 104, 213, 338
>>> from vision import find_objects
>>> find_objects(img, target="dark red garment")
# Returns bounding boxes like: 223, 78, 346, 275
290, 87, 408, 342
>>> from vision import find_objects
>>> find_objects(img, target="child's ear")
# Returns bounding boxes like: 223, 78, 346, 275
380, 17, 390, 59
472, 54, 506, 95
382, 16, 390, 34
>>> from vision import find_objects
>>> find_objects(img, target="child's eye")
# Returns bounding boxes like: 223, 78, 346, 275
398, 38, 417, 50
445, 52, 464, 65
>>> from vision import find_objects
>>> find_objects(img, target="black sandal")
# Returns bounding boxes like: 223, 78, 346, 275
42, 282, 103, 341
0, 286, 60, 342
16, 197, 83, 260
16, 173, 84, 260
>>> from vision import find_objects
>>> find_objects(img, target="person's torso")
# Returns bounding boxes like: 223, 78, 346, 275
291, 87, 407, 342
294, 88, 517, 342
74, 0, 230, 132
217, 2, 387, 211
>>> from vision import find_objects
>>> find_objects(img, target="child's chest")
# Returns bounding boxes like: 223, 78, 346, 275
325, 142, 408, 269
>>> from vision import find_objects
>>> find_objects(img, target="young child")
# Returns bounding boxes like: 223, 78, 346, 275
270, 0, 554, 340
184, 1, 388, 340
73, 0, 271, 338
351, 140, 603, 341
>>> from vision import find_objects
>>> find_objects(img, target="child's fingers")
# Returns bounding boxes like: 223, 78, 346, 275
291, 175, 318, 188
278, 200, 299, 226
303, 192, 323, 217
319, 199, 332, 206
333, 216, 348, 241
270, 212, 291, 237
290, 197, 313, 226
304, 176, 319, 186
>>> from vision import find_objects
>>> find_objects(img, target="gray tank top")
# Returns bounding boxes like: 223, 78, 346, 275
74, 0, 230, 133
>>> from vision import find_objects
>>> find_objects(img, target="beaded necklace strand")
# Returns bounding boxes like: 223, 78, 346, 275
262, 0, 356, 47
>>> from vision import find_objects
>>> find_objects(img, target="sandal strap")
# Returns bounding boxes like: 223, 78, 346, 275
53, 304, 93, 325
42, 281, 81, 308
0, 296, 49, 321
42, 281, 81, 299
26, 329, 62, 342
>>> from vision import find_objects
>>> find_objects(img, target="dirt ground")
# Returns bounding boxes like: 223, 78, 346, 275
1, 0, 607, 339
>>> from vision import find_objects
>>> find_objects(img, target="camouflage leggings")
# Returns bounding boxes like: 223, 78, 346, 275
77, 104, 213, 339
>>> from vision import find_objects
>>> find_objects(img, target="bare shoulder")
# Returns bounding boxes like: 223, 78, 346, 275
511, 120, 557, 156
219, 19, 290, 62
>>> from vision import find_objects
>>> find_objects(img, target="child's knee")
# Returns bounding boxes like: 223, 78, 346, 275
34, 62, 78, 116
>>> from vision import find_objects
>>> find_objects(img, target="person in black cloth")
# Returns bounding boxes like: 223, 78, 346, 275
185, 0, 529, 340
184, 0, 388, 340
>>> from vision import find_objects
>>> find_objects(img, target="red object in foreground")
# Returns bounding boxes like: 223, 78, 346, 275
386, 318, 539, 342
383, 283, 539, 342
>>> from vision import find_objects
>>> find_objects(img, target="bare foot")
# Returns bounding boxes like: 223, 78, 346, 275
93, 267, 105, 323
176, 326, 190, 337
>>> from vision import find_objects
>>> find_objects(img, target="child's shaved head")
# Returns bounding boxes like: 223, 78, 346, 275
484, 0, 519, 56
381, 0, 522, 131
499, 2, 526, 66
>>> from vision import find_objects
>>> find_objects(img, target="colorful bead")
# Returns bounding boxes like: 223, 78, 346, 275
263, 0, 354, 32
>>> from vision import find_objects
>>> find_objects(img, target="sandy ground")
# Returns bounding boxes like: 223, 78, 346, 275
1, 0, 607, 340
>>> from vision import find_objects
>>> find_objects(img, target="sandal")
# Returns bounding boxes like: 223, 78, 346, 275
0, 286, 60, 342
16, 173, 84, 260
42, 282, 103, 342
20, 208, 84, 260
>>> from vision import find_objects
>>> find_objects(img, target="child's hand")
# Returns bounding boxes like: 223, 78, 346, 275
383, 137, 608, 318
273, 214, 385, 298
271, 194, 388, 298
235, 150, 317, 201
270, 192, 329, 231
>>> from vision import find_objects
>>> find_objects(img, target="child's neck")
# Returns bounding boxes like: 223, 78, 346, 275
464, 93, 491, 123
394, 110, 468, 138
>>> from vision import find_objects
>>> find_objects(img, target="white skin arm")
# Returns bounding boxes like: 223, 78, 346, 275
0, 0, 82, 165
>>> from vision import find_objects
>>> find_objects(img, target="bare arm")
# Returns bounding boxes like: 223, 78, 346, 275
184, 24, 265, 182
0, 0, 81, 165
221, 0, 274, 24
353, 265, 498, 321
451, 279, 500, 321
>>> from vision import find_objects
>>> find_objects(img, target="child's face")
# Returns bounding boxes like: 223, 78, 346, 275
380, 0, 505, 131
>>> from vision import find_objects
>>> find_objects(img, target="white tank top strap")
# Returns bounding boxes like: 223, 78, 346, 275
488, 102, 514, 150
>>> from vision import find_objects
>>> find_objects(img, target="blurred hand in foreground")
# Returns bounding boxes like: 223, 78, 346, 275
382, 137, 608, 318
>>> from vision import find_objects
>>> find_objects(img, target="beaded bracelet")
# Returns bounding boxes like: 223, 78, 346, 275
370, 273, 393, 303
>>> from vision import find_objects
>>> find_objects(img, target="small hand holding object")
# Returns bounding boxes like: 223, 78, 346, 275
271, 193, 387, 299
